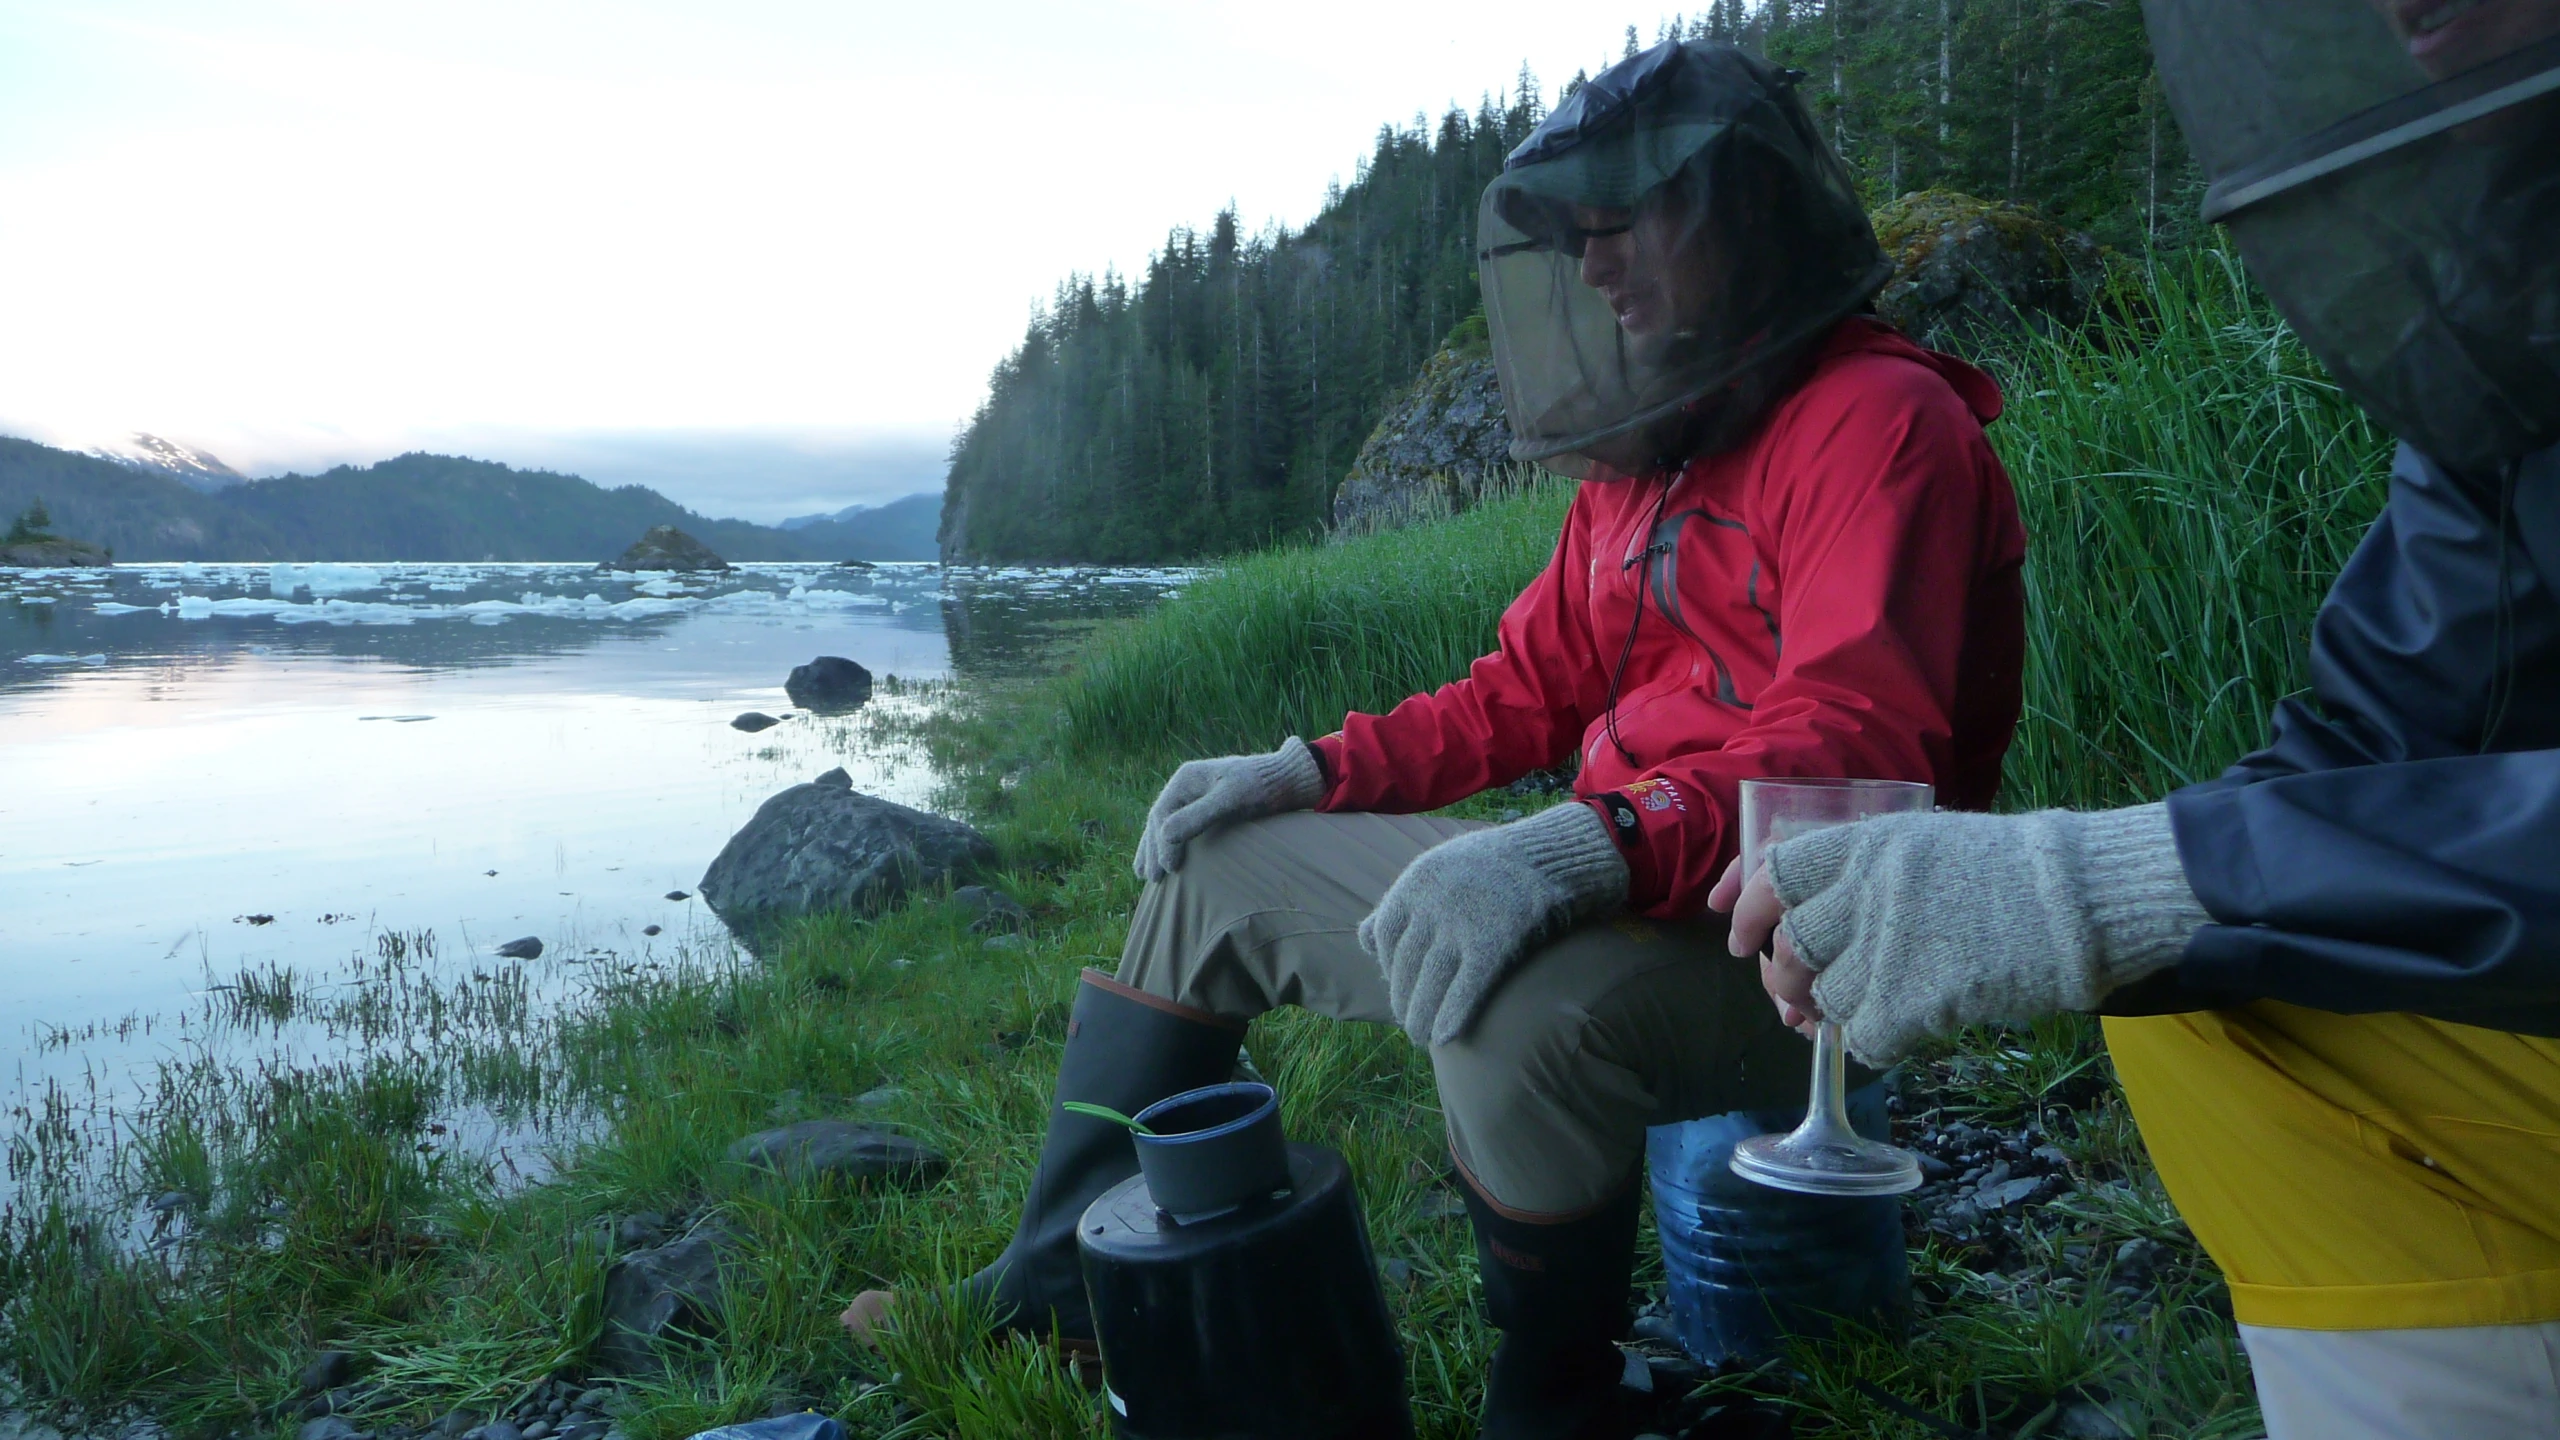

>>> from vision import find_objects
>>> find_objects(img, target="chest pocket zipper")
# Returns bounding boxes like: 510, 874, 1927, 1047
1643, 508, 1755, 710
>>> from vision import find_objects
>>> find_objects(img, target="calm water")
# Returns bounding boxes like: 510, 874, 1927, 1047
0, 559, 1183, 1200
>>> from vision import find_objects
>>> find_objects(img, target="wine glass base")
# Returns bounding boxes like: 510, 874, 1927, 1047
1728, 1132, 1924, 1197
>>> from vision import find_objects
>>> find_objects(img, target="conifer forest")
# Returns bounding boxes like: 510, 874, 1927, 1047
940, 2, 2185, 563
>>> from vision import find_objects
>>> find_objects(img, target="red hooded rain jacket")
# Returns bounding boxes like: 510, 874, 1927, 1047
1309, 317, 2028, 919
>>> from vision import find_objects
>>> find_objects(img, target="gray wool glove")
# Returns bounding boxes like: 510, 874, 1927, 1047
1359, 801, 1630, 1047
1133, 737, 1327, 883
1764, 802, 2211, 1067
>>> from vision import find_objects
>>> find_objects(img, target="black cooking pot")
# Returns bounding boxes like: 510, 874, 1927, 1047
1078, 1143, 1412, 1439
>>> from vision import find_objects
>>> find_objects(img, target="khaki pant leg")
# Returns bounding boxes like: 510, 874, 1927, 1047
1114, 809, 1480, 1022
1434, 914, 1814, 1217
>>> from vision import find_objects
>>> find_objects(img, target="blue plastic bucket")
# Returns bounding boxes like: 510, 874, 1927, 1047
1646, 1082, 1910, 1365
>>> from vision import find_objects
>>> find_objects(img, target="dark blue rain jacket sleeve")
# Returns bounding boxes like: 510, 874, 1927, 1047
2136, 441, 2560, 1033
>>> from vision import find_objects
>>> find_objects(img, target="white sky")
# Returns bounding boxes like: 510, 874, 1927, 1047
0, 2, 1656, 517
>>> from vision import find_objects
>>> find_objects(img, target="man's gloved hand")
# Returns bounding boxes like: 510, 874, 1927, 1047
1360, 802, 1630, 1047
1133, 737, 1327, 882
1720, 803, 2210, 1066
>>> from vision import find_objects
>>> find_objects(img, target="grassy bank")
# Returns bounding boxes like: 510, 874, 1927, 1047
0, 253, 2388, 1439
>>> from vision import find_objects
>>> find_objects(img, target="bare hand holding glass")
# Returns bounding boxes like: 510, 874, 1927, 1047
1710, 777, 1931, 1197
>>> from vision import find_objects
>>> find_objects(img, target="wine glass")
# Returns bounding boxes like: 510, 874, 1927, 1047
1728, 777, 1932, 1197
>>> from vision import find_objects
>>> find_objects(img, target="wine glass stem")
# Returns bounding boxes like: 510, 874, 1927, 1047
1811, 1019, 1854, 1131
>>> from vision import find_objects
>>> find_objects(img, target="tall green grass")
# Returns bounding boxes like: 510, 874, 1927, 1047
1997, 249, 2390, 810
1059, 479, 1573, 761
1057, 248, 2393, 815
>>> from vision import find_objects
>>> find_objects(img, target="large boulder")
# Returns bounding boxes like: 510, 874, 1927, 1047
1330, 313, 1517, 536
1869, 189, 2110, 356
606, 525, 729, 572
699, 768, 996, 946
784, 655, 872, 714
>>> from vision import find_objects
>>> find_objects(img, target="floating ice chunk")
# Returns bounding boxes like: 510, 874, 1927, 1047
17, 595, 57, 605
269, 563, 384, 597
91, 602, 148, 615
178, 562, 206, 580
18, 653, 106, 665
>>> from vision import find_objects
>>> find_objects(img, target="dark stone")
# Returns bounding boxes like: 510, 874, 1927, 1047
833, 558, 876, 569
479, 1424, 526, 1440
430, 1411, 480, 1439
298, 1351, 359, 1397
664, 890, 689, 901
496, 937, 543, 960
299, 1421, 363, 1440
698, 772, 996, 946
640, 924, 661, 937
593, 1220, 739, 1376
1870, 189, 2110, 356
615, 1212, 670, 1250
730, 712, 780, 733
604, 526, 729, 573
518, 1423, 552, 1440
951, 884, 1031, 933
783, 656, 872, 714
724, 1120, 950, 1189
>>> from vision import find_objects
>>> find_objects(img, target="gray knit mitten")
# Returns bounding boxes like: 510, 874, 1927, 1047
1133, 737, 1328, 882
1763, 803, 2209, 1066
1360, 801, 1631, 1047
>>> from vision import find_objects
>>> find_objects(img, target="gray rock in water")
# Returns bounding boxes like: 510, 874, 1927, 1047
496, 937, 543, 960
725, 1120, 949, 1189
730, 712, 780, 733
604, 526, 729, 573
698, 769, 995, 947
593, 1220, 738, 1376
783, 656, 872, 714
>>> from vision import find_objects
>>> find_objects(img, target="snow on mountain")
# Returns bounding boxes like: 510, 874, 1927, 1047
87, 432, 247, 493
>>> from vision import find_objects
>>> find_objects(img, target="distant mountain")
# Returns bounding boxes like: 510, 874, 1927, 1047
0, 436, 943, 562
776, 493, 939, 556
87, 432, 247, 493
779, 502, 866, 530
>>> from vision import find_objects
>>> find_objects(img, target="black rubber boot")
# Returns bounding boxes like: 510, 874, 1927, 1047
1462, 1174, 1645, 1440
963, 968, 1245, 1342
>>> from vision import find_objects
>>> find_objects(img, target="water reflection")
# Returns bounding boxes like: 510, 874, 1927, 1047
0, 559, 1186, 1212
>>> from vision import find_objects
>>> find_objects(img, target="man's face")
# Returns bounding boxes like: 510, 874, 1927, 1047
1574, 203, 1710, 342
2371, 0, 2560, 79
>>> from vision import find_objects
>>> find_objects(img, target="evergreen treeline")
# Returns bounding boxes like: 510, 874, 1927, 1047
942, 2, 2187, 564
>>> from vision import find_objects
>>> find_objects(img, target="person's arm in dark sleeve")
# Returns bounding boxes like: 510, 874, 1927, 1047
2151, 441, 2560, 1033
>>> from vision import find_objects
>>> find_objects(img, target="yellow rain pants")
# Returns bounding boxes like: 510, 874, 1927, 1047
2106, 1003, 2560, 1330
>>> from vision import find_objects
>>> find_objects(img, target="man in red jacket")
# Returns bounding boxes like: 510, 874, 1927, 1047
847, 42, 2025, 1439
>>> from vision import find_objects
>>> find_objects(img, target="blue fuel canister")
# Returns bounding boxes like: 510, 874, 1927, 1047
1646, 1083, 1910, 1365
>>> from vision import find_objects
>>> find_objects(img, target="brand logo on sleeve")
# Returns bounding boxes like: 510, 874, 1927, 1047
1626, 777, 1687, 813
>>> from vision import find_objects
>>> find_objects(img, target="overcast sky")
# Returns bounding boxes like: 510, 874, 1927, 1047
0, 2, 1657, 520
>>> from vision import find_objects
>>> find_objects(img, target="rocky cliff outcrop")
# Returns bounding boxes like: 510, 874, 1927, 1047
1330, 314, 1518, 536
1869, 189, 2110, 356
1331, 191, 2108, 537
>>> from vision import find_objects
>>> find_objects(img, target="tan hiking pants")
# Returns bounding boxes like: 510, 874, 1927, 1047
1113, 810, 1816, 1217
